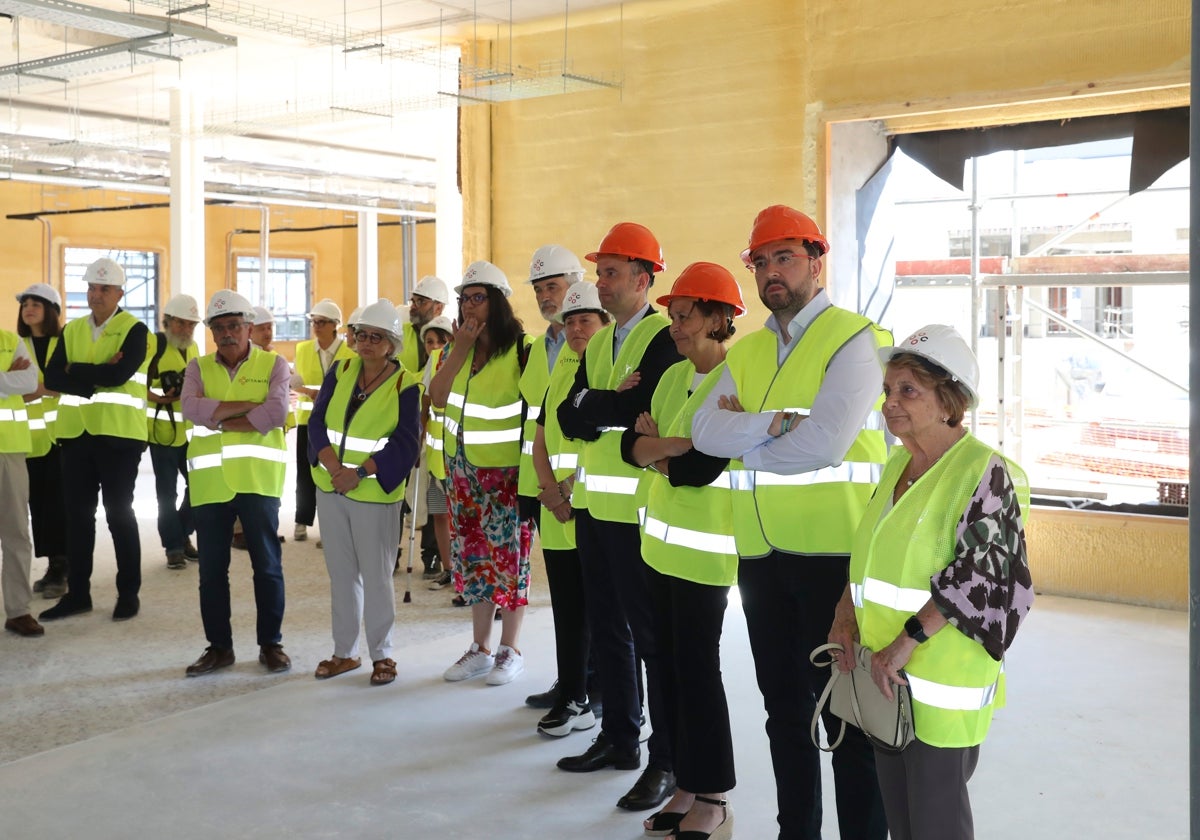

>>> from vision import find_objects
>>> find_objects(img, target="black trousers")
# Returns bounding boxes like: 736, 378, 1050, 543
647, 565, 735, 793
26, 444, 66, 559
60, 434, 142, 602
543, 546, 590, 703
575, 510, 671, 769
738, 552, 887, 840
294, 425, 316, 527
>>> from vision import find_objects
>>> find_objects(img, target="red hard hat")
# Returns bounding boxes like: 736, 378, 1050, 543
656, 262, 746, 316
585, 222, 666, 273
741, 205, 830, 263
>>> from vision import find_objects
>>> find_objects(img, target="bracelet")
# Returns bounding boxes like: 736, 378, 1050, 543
780, 412, 795, 435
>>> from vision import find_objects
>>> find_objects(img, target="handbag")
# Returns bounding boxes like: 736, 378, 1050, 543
810, 642, 915, 753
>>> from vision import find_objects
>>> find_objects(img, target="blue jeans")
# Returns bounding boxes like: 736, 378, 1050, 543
193, 494, 285, 650
148, 444, 192, 552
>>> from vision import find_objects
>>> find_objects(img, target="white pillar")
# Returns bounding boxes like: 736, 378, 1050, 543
169, 87, 205, 347
358, 210, 379, 307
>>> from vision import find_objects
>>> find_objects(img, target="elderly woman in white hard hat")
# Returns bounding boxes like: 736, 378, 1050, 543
428, 261, 534, 686
827, 324, 1034, 840
15, 283, 68, 599
306, 300, 422, 686
619, 263, 744, 840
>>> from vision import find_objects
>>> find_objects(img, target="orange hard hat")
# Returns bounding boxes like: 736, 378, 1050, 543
741, 204, 830, 263
585, 222, 666, 273
655, 262, 746, 316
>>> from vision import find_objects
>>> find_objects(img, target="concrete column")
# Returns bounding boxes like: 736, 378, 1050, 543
169, 87, 205, 347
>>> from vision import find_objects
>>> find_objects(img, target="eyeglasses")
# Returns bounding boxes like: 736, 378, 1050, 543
355, 330, 388, 345
747, 251, 813, 274
458, 292, 488, 306
311, 318, 335, 327
210, 320, 247, 335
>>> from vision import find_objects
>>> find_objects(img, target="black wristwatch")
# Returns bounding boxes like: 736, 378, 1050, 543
355, 466, 369, 480
904, 615, 929, 644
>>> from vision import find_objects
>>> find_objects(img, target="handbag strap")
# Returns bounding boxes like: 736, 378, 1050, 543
809, 642, 848, 753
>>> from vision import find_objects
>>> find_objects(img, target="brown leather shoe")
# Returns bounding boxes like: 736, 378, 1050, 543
259, 643, 291, 673
5, 614, 45, 637
186, 646, 235, 677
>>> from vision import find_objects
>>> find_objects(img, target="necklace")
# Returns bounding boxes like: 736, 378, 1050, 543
355, 363, 392, 401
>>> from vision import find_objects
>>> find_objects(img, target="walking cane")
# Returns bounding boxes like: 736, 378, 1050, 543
401, 465, 422, 604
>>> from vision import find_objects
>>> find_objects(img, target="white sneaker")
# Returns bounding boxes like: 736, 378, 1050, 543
294, 524, 308, 542
485, 644, 525, 686
443, 642, 494, 681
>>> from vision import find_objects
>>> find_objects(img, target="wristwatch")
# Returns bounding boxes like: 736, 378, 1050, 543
904, 615, 929, 644
355, 466, 369, 480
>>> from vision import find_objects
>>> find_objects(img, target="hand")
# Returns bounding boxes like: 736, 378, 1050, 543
8, 356, 30, 372
454, 317, 484, 347
633, 411, 658, 437
615, 371, 641, 392
827, 617, 859, 674
662, 436, 693, 458
717, 394, 744, 412
105, 351, 124, 365
551, 500, 573, 524
870, 636, 917, 702
329, 465, 360, 495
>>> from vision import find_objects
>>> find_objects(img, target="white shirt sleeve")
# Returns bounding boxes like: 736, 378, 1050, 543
690, 365, 776, 458
0, 341, 38, 398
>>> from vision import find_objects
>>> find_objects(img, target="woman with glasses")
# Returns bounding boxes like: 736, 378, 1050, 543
306, 300, 422, 686
428, 261, 534, 686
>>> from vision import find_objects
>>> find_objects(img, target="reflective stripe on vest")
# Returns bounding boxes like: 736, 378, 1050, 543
907, 670, 1002, 712
517, 337, 551, 497
0, 331, 32, 454
549, 452, 577, 471
728, 460, 881, 490
441, 339, 527, 468
640, 511, 738, 558
850, 578, 929, 614
22, 335, 58, 456
328, 428, 390, 456
148, 339, 195, 447
56, 312, 148, 442
539, 346, 583, 549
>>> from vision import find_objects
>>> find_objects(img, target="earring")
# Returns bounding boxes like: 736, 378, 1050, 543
941, 416, 948, 423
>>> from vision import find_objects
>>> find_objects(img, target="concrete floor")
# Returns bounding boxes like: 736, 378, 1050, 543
0, 454, 1187, 839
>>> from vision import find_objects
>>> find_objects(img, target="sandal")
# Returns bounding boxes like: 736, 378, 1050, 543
643, 809, 686, 836
371, 658, 397, 686
314, 656, 361, 679
676, 796, 732, 840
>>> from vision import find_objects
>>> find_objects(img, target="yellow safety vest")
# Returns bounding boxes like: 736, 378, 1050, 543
399, 322, 421, 374
424, 347, 447, 480
637, 360, 737, 586
55, 311, 148, 443
293, 338, 355, 426
22, 335, 58, 457
517, 334, 552, 498
311, 359, 422, 503
539, 346, 583, 551
577, 314, 670, 524
724, 308, 889, 557
187, 348, 287, 505
0, 331, 32, 455
146, 337, 196, 447
441, 337, 530, 469
850, 434, 1030, 748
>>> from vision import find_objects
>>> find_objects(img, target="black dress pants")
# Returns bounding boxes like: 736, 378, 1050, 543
26, 444, 66, 559
543, 545, 590, 704
294, 425, 317, 527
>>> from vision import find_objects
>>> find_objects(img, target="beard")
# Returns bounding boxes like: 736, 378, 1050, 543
166, 332, 192, 351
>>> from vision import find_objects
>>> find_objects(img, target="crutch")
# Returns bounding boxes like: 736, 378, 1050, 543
401, 465, 422, 604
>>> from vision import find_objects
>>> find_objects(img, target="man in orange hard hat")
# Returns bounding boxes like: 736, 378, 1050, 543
557, 223, 683, 814
693, 205, 891, 840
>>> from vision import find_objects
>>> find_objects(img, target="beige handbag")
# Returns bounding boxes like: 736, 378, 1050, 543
810, 642, 915, 753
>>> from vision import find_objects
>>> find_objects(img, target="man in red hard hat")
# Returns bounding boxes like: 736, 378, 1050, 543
556, 222, 683, 814
693, 205, 891, 840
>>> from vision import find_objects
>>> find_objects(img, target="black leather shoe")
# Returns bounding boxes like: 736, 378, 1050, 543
557, 732, 640, 773
112, 595, 139, 621
526, 680, 561, 709
259, 643, 292, 673
186, 646, 235, 677
616, 766, 677, 811
39, 595, 92, 622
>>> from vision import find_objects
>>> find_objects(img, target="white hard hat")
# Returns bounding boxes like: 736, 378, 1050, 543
251, 306, 274, 326
528, 245, 585, 284
162, 294, 201, 322
82, 257, 126, 287
352, 299, 401, 336
412, 275, 450, 305
455, 261, 512, 298
347, 305, 366, 327
205, 289, 256, 326
554, 281, 606, 324
308, 298, 343, 324
420, 315, 454, 342
882, 324, 980, 408
15, 282, 62, 309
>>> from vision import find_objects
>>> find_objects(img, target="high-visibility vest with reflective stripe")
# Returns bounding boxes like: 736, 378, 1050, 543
293, 338, 355, 426
578, 314, 669, 524
22, 335, 58, 457
517, 334, 552, 498
637, 360, 737, 586
55, 311, 148, 443
850, 433, 1030, 748
0, 331, 32, 454
424, 347, 447, 480
442, 337, 530, 468
187, 349, 287, 504
399, 322, 421, 375
724, 308, 889, 557
147, 338, 196, 447
312, 359, 422, 503
539, 346, 583, 550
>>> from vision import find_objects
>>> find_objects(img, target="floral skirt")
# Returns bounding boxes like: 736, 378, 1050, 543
447, 443, 531, 610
